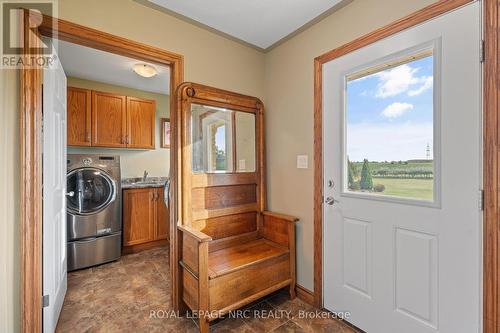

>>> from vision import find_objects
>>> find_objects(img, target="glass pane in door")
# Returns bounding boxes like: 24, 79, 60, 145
345, 52, 435, 201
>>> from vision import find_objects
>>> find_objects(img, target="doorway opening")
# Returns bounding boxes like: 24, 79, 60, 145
42, 37, 171, 331
19, 13, 183, 332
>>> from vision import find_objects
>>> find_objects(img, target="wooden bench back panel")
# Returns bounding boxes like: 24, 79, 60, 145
191, 184, 257, 210
192, 212, 257, 240
191, 173, 257, 187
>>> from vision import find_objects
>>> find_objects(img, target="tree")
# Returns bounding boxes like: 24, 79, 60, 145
347, 159, 355, 187
348, 167, 354, 188
360, 159, 373, 190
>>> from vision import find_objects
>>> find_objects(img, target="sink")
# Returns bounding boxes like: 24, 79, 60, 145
131, 181, 162, 186
122, 177, 168, 188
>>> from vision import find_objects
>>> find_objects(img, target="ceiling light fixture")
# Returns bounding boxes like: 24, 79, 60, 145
133, 63, 158, 78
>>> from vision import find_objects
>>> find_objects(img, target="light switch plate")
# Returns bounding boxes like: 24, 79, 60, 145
297, 155, 308, 169
238, 159, 246, 171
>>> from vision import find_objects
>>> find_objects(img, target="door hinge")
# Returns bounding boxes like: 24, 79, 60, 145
42, 294, 49, 308
479, 190, 484, 211
480, 39, 485, 63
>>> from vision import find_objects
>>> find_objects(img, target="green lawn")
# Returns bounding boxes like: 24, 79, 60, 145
371, 177, 433, 201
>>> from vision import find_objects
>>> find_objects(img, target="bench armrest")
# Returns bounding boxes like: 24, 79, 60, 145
262, 211, 299, 223
178, 224, 212, 243
260, 211, 298, 249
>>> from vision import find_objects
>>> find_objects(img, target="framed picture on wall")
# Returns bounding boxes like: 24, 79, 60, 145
161, 118, 170, 148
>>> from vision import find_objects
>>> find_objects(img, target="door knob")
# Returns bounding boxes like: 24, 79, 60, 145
66, 191, 75, 197
325, 196, 338, 205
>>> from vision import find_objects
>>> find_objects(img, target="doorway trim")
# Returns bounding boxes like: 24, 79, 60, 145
313, 1, 499, 333
19, 13, 184, 332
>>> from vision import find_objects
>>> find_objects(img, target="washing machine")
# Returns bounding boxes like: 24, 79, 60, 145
66, 154, 122, 271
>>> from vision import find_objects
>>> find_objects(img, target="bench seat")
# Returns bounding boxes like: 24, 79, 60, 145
178, 211, 298, 332
208, 238, 289, 279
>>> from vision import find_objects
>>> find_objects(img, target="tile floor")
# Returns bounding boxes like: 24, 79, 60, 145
56, 246, 359, 333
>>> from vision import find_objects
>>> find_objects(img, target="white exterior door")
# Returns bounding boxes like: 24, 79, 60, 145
43, 45, 68, 333
323, 3, 481, 333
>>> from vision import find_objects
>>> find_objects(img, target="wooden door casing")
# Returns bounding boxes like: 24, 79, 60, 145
127, 96, 156, 149
91, 91, 127, 147
67, 87, 91, 146
123, 188, 155, 246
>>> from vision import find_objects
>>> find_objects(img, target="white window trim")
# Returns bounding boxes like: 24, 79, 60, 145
339, 39, 442, 208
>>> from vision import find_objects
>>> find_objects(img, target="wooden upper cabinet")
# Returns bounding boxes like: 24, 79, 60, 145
126, 97, 156, 149
91, 91, 127, 148
67, 87, 91, 146
68, 87, 156, 149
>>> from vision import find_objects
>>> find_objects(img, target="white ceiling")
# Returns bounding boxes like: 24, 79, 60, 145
56, 40, 170, 95
147, 0, 345, 50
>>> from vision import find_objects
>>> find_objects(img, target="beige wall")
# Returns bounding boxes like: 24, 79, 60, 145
0, 69, 20, 333
66, 77, 170, 179
1, 1, 440, 331
57, 0, 266, 99
264, 0, 436, 290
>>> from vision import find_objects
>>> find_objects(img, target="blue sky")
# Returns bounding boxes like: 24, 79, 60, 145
346, 56, 434, 162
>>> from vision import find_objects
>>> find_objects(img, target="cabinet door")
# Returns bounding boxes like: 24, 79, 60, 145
155, 188, 169, 240
123, 188, 155, 246
92, 91, 127, 147
126, 97, 156, 149
67, 87, 91, 146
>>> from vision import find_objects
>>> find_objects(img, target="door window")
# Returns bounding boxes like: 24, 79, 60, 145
345, 51, 436, 202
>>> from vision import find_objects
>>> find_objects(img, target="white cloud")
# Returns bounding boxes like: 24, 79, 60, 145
408, 76, 433, 96
347, 122, 433, 162
374, 64, 433, 98
375, 64, 419, 98
381, 102, 414, 119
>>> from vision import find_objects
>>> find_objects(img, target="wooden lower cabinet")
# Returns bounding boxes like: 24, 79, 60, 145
123, 187, 169, 252
156, 189, 169, 240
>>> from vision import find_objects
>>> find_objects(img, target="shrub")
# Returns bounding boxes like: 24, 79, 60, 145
349, 181, 360, 191
373, 184, 386, 192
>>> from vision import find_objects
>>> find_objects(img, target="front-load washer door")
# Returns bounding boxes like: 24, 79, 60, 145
67, 168, 116, 215
66, 167, 117, 240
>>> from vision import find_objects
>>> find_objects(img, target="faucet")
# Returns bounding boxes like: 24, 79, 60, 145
142, 170, 148, 182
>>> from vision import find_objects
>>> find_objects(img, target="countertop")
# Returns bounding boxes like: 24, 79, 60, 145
121, 177, 168, 189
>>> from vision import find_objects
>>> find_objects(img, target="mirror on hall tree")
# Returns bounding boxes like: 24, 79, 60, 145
191, 103, 256, 173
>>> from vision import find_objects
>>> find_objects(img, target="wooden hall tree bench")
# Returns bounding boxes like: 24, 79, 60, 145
174, 83, 298, 333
